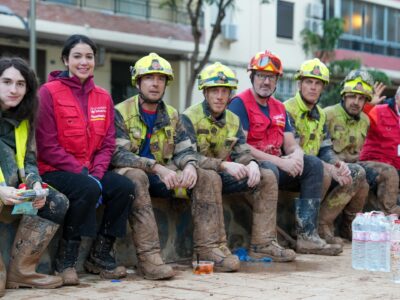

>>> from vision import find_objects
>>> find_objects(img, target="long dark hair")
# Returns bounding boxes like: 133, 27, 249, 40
61, 34, 97, 64
0, 57, 38, 128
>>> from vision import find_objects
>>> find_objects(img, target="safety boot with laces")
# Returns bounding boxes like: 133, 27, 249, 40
249, 240, 296, 262
84, 234, 127, 279
196, 247, 240, 272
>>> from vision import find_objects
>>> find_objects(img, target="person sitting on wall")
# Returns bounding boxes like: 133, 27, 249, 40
0, 57, 69, 296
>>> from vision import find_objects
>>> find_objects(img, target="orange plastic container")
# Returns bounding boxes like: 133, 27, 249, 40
192, 261, 214, 275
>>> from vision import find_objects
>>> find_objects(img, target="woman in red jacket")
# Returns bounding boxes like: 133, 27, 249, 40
36, 35, 134, 286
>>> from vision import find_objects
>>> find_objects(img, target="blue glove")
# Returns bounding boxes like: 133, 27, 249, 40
88, 175, 103, 208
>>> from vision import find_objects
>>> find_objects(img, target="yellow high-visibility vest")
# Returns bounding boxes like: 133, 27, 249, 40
0, 119, 28, 186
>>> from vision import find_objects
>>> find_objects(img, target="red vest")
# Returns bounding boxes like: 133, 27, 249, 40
360, 103, 400, 169
237, 89, 286, 156
38, 81, 111, 173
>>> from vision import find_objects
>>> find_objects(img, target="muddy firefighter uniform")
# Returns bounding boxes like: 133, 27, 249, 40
0, 115, 68, 294
112, 53, 238, 277
327, 70, 400, 216
183, 94, 296, 262
325, 103, 400, 216
285, 60, 368, 244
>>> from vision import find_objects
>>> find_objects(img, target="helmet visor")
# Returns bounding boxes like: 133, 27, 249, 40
254, 55, 282, 71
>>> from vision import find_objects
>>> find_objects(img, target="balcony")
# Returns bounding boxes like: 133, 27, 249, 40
41, 0, 201, 26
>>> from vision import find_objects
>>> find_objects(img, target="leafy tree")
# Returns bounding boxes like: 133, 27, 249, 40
300, 18, 391, 107
162, 0, 235, 107
301, 18, 344, 63
162, 0, 270, 107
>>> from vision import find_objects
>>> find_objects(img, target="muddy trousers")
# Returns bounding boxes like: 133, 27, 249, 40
130, 169, 223, 257
191, 168, 241, 271
4, 189, 68, 292
319, 163, 368, 242
114, 167, 175, 280
219, 165, 296, 262
260, 157, 341, 255
219, 168, 278, 246
359, 161, 400, 215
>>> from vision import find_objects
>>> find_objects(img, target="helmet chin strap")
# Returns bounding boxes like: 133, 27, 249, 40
139, 91, 164, 104
137, 78, 167, 105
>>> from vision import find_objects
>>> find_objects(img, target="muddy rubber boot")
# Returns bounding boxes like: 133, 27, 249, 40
55, 239, 80, 286
6, 215, 63, 289
84, 234, 127, 279
212, 170, 242, 266
375, 164, 400, 215
192, 169, 239, 272
295, 198, 342, 256
318, 187, 350, 245
340, 212, 354, 241
248, 169, 296, 262
340, 176, 369, 241
125, 168, 175, 280
136, 253, 175, 280
318, 224, 343, 245
0, 245, 5, 298
319, 164, 367, 245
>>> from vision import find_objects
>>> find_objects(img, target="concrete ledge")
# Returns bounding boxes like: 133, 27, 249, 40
0, 191, 382, 274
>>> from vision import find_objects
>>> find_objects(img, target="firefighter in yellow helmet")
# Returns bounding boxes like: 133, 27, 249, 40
112, 53, 239, 277
285, 59, 368, 245
182, 62, 296, 262
325, 70, 400, 234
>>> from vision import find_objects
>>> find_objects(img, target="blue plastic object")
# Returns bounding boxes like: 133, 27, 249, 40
88, 175, 103, 208
233, 247, 272, 263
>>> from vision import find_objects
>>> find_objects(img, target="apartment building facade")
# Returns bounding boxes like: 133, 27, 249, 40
0, 0, 399, 109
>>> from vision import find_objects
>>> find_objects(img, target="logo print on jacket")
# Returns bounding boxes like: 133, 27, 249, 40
90, 106, 107, 121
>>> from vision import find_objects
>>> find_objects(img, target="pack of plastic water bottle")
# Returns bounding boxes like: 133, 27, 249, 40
352, 211, 395, 272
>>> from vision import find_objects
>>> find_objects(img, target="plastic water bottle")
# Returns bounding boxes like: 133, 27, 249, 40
391, 220, 400, 283
376, 213, 390, 272
352, 213, 366, 270
366, 213, 381, 271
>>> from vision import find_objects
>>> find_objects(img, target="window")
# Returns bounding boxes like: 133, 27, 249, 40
277, 0, 294, 39
339, 0, 400, 57
276, 75, 296, 101
374, 5, 384, 41
111, 60, 137, 104
42, 0, 77, 5
0, 46, 46, 84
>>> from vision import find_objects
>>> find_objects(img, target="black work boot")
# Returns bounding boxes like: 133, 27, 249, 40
84, 234, 127, 279
295, 198, 342, 256
55, 239, 81, 286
